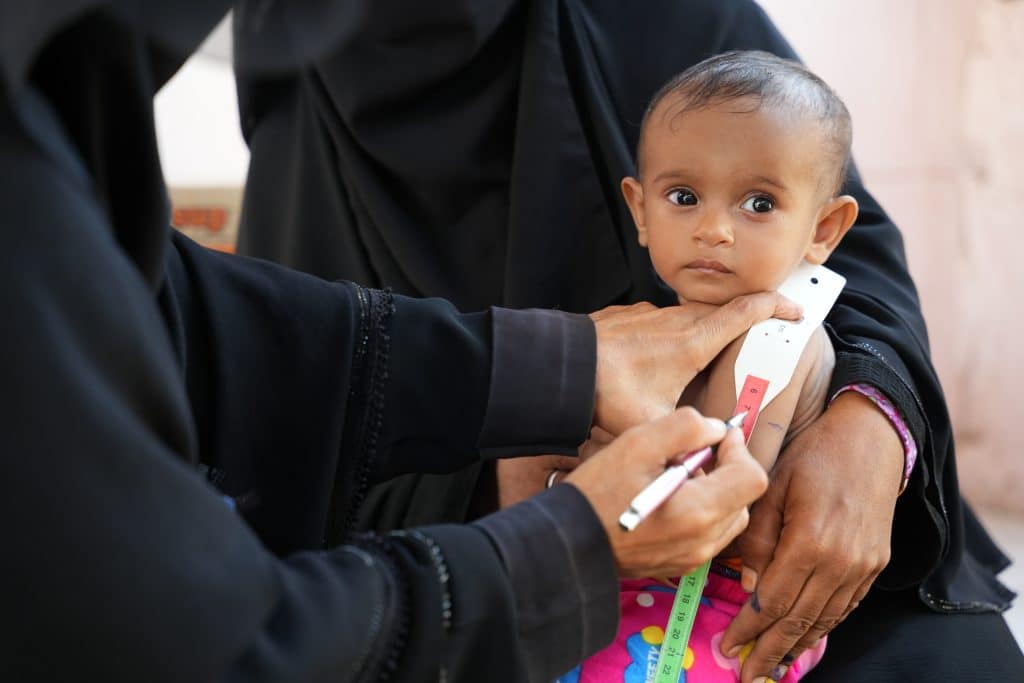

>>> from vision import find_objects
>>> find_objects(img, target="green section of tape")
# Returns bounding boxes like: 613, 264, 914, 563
652, 560, 711, 683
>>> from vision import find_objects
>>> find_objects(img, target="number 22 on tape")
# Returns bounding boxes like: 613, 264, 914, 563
652, 562, 711, 683
652, 263, 845, 681
652, 374, 768, 683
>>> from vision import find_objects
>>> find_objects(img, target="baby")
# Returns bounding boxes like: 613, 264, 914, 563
555, 50, 860, 682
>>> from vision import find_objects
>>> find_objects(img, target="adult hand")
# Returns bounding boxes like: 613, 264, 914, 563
495, 454, 580, 509
721, 391, 904, 683
591, 293, 801, 436
565, 408, 768, 578
494, 427, 616, 508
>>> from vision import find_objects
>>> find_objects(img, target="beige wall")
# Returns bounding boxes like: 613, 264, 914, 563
758, 0, 1024, 512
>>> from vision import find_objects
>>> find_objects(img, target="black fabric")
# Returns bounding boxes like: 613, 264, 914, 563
806, 586, 1024, 680
236, 0, 1014, 627
0, 4, 623, 680
0, 2, 228, 97
482, 308, 596, 458
236, 0, 639, 313
475, 483, 620, 682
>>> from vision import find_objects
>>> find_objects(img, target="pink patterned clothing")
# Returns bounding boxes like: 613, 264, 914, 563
554, 385, 911, 682
557, 569, 826, 683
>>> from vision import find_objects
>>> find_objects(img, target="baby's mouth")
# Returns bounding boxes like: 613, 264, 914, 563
685, 259, 733, 274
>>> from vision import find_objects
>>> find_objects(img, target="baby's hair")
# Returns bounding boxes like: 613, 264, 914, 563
639, 50, 852, 196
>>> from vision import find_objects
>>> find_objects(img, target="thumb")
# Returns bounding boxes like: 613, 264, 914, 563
734, 475, 785, 588
650, 407, 728, 468
564, 407, 731, 545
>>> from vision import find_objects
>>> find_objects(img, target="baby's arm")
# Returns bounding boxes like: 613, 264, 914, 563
697, 325, 835, 472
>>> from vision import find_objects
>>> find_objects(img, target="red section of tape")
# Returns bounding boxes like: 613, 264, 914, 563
734, 375, 769, 443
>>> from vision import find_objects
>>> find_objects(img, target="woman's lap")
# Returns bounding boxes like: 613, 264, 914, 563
806, 587, 1023, 680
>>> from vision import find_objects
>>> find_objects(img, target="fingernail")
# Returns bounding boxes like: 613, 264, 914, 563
752, 677, 767, 683
770, 664, 789, 680
741, 566, 758, 592
725, 645, 741, 658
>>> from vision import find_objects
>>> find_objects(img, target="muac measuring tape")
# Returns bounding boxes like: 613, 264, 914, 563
652, 377, 764, 683
652, 262, 845, 683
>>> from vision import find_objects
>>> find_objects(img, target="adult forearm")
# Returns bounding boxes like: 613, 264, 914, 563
824, 178, 951, 587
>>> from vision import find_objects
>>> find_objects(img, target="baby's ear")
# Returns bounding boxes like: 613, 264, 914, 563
620, 176, 649, 247
805, 195, 858, 264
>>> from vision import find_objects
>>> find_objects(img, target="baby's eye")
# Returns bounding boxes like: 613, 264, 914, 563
741, 195, 774, 213
667, 189, 698, 206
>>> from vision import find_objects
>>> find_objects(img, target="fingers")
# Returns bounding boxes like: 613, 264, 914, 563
783, 576, 859, 658
692, 292, 803, 361
546, 454, 582, 472
588, 301, 656, 322
566, 407, 729, 524
724, 528, 881, 683
627, 406, 729, 471
639, 507, 750, 578
576, 411, 768, 578
720, 505, 815, 655
630, 428, 764, 575
759, 291, 803, 321
735, 568, 865, 683
694, 427, 768, 509
578, 438, 608, 461
783, 561, 882, 657
708, 506, 754, 568
721, 523, 814, 658
674, 294, 802, 384
733, 477, 786, 581
715, 391, 897, 681
592, 294, 799, 436
842, 572, 877, 621
496, 454, 583, 507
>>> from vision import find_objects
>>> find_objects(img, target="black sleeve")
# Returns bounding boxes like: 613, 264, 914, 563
1, 89, 615, 681
168, 234, 595, 548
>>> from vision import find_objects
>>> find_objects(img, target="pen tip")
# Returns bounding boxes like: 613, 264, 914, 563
730, 411, 748, 428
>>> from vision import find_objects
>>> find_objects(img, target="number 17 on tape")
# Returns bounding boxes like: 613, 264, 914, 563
653, 561, 711, 683
653, 375, 768, 683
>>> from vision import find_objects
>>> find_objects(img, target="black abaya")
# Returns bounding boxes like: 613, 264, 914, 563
236, 0, 1022, 678
0, 3, 622, 680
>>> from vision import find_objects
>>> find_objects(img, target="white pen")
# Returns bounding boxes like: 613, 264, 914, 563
618, 411, 748, 532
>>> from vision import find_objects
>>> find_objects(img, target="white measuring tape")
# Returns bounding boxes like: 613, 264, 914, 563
652, 262, 845, 683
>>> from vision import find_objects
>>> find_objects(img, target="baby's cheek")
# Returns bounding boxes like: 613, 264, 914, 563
742, 268, 788, 296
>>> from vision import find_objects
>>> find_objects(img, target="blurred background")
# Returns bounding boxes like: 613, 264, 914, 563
153, 1, 1024, 642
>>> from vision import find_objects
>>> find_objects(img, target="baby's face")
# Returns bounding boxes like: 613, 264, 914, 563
628, 98, 832, 305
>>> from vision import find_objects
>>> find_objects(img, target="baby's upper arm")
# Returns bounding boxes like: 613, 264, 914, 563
786, 326, 836, 447
696, 326, 835, 472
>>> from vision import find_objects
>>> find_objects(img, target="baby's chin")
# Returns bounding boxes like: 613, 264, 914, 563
675, 292, 746, 306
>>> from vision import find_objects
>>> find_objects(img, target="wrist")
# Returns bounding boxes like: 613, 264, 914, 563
826, 390, 904, 492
